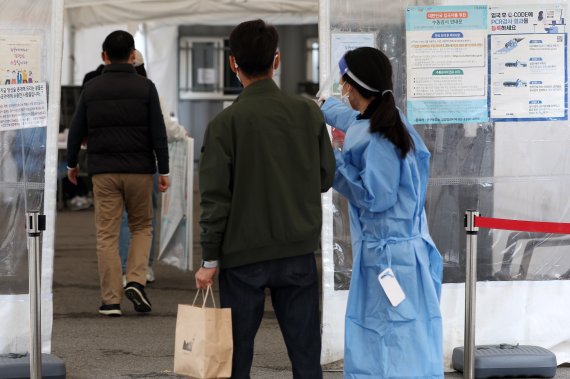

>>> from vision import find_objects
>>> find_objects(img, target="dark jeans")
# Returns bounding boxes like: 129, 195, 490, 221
219, 253, 323, 379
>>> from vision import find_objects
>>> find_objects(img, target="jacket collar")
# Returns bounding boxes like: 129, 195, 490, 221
237, 78, 279, 100
102, 64, 137, 74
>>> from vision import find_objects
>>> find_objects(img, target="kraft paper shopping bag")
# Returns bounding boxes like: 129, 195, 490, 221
174, 286, 233, 378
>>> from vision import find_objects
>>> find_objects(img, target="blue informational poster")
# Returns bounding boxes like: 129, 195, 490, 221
406, 5, 489, 125
488, 5, 568, 122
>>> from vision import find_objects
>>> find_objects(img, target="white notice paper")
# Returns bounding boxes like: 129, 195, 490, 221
0, 83, 47, 131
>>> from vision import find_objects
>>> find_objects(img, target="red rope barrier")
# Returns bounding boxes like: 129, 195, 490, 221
475, 216, 570, 234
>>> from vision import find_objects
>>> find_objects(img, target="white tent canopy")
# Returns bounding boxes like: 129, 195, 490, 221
63, 0, 318, 28
62, 0, 319, 121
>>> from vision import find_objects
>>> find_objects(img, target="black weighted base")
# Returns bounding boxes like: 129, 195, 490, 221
452, 344, 556, 379
0, 354, 65, 379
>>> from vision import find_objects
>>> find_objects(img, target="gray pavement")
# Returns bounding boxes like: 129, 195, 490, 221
54, 209, 344, 378
52, 201, 570, 378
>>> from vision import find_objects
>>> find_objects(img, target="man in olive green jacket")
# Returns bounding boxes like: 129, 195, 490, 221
195, 19, 335, 379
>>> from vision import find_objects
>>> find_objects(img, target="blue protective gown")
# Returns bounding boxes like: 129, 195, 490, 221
322, 97, 443, 379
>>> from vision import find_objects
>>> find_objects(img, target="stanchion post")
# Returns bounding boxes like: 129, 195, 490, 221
464, 210, 479, 379
26, 212, 46, 379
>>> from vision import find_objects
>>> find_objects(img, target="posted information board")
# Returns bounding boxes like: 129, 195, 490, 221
0, 83, 47, 131
489, 5, 568, 121
406, 5, 488, 125
0, 35, 42, 86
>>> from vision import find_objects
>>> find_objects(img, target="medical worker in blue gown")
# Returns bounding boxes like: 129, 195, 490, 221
320, 47, 444, 379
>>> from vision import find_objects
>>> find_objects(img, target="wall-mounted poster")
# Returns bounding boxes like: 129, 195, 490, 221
0, 35, 46, 131
489, 5, 568, 121
0, 35, 42, 85
0, 83, 47, 131
406, 5, 489, 125
330, 33, 375, 94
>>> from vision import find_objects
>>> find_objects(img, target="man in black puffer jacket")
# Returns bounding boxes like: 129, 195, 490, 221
67, 30, 169, 317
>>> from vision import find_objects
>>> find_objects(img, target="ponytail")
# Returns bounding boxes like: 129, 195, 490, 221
368, 92, 414, 158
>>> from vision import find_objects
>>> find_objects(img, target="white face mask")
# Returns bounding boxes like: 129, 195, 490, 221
340, 81, 350, 106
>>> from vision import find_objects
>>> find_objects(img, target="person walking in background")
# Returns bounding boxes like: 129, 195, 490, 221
320, 47, 444, 378
67, 30, 170, 317
81, 63, 105, 91
195, 19, 335, 379
118, 49, 188, 285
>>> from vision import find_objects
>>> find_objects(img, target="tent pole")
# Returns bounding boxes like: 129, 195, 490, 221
464, 210, 479, 379
26, 212, 46, 379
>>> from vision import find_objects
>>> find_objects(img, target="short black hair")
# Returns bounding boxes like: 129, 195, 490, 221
102, 30, 135, 62
229, 19, 279, 77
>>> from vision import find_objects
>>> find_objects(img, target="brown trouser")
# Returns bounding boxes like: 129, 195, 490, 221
92, 173, 153, 305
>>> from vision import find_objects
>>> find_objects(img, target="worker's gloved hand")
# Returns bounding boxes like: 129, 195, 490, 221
317, 95, 329, 108
316, 76, 333, 107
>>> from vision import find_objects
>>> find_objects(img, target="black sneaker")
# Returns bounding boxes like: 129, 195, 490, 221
99, 304, 122, 317
124, 282, 152, 313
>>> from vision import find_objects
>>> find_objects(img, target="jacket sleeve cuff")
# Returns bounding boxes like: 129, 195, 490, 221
201, 245, 221, 261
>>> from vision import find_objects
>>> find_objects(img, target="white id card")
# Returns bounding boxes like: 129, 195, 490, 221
378, 268, 406, 307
